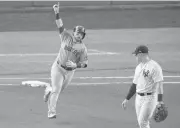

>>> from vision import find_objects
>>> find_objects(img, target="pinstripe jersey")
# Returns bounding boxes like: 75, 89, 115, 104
133, 60, 163, 93
56, 30, 88, 66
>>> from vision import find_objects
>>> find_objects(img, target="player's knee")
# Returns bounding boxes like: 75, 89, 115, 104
51, 86, 61, 94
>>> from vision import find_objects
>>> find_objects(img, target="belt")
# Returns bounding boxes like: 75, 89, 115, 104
57, 61, 74, 71
137, 92, 152, 96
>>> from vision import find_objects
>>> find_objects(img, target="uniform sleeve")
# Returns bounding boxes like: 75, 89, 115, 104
79, 47, 88, 64
133, 66, 138, 84
59, 30, 72, 44
59, 29, 65, 42
152, 64, 164, 83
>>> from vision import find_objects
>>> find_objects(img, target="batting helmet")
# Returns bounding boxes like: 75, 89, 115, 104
73, 25, 86, 39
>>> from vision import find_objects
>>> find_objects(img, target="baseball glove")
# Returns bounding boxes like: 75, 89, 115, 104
153, 103, 168, 122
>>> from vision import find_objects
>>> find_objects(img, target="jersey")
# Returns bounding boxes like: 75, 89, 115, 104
133, 60, 163, 93
55, 30, 88, 66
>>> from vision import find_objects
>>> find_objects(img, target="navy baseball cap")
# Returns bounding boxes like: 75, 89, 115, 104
132, 45, 149, 55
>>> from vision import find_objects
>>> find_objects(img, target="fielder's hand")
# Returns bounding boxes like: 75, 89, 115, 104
66, 60, 77, 69
53, 2, 59, 14
122, 99, 129, 110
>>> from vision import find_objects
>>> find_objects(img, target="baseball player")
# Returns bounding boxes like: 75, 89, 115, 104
43, 3, 88, 119
122, 45, 164, 128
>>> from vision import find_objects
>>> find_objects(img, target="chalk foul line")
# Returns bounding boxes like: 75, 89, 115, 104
0, 76, 179, 86
0, 81, 180, 87
0, 75, 180, 80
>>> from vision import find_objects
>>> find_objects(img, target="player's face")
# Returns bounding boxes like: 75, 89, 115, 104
74, 31, 83, 41
135, 53, 142, 63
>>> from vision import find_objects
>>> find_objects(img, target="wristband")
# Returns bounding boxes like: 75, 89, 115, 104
158, 94, 163, 102
55, 13, 59, 20
77, 63, 87, 68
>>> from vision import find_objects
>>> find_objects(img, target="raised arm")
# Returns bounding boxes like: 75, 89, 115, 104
53, 3, 65, 35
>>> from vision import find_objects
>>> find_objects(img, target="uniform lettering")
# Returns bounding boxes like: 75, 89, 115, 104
64, 45, 79, 56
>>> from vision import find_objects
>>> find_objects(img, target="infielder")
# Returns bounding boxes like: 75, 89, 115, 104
44, 3, 88, 119
122, 45, 164, 128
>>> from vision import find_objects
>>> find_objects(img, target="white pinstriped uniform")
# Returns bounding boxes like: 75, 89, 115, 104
133, 60, 163, 128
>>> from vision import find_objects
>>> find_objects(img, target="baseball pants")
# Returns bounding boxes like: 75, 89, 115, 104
48, 61, 75, 114
135, 93, 157, 128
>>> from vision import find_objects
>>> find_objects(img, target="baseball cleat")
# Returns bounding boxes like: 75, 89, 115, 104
48, 112, 56, 119
48, 115, 56, 119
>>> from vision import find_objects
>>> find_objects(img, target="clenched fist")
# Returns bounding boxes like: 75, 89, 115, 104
53, 2, 60, 14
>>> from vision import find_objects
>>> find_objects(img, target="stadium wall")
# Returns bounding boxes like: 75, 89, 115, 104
0, 1, 179, 8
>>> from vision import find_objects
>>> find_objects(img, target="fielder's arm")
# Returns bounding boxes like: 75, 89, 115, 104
125, 67, 138, 101
152, 64, 164, 103
156, 81, 164, 103
53, 3, 65, 34
125, 83, 136, 100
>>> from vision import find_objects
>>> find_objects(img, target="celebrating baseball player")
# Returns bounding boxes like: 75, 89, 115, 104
44, 2, 88, 119
122, 45, 167, 128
